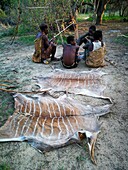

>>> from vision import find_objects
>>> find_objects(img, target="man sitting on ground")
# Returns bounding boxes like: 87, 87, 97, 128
76, 25, 96, 60
77, 25, 96, 46
32, 23, 59, 64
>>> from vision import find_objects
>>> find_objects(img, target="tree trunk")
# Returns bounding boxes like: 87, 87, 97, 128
96, 0, 110, 25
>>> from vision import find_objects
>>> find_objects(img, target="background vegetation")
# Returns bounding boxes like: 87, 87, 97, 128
0, 0, 128, 44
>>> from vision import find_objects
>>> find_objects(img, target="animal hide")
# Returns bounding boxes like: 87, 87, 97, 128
36, 69, 112, 102
0, 93, 111, 164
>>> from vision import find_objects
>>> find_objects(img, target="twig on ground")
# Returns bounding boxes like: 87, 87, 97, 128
0, 88, 50, 94
105, 58, 117, 67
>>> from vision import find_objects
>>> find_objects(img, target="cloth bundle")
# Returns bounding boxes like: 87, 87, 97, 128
86, 45, 106, 67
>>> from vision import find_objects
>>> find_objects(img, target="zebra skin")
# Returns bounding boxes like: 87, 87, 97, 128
0, 93, 111, 164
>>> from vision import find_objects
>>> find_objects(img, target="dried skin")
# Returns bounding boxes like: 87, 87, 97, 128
37, 69, 111, 101
0, 93, 111, 163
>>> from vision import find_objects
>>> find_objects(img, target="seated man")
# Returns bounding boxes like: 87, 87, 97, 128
61, 35, 82, 69
76, 25, 96, 60
32, 23, 58, 64
77, 25, 96, 46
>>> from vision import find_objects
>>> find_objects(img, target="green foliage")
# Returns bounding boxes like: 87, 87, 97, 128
0, 163, 10, 170
0, 9, 7, 19
1, 0, 74, 36
102, 15, 125, 21
17, 35, 35, 45
0, 27, 14, 38
56, 36, 67, 45
18, 24, 37, 36
82, 14, 128, 22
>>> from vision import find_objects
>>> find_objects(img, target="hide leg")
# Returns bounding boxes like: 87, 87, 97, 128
87, 134, 97, 165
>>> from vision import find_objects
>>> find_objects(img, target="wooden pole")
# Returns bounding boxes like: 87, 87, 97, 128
56, 20, 63, 43
54, 22, 74, 38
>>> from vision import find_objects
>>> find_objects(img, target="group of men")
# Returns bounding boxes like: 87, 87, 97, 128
32, 23, 106, 68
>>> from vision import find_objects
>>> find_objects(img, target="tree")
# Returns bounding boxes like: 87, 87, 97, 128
94, 0, 110, 25
80, 0, 110, 24
108, 0, 128, 17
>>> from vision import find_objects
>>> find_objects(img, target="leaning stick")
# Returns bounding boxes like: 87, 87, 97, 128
54, 22, 74, 38
56, 20, 63, 43
50, 22, 74, 41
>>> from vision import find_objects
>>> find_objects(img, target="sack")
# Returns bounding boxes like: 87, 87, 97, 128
86, 46, 106, 67
32, 36, 42, 63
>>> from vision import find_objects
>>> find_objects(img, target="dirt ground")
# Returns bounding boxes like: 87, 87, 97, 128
0, 21, 128, 170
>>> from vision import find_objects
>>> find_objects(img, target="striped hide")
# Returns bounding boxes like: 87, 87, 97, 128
0, 93, 111, 163
36, 69, 111, 102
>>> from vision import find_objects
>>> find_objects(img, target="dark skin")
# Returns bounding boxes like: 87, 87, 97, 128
77, 27, 96, 46
70, 40, 79, 56
41, 27, 56, 49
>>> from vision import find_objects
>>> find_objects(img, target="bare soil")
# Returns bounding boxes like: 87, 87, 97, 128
0, 21, 128, 170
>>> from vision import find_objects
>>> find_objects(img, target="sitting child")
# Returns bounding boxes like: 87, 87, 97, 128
61, 35, 81, 69
85, 30, 106, 67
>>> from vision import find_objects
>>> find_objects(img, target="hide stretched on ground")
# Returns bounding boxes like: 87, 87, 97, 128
36, 69, 111, 102
0, 93, 111, 164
